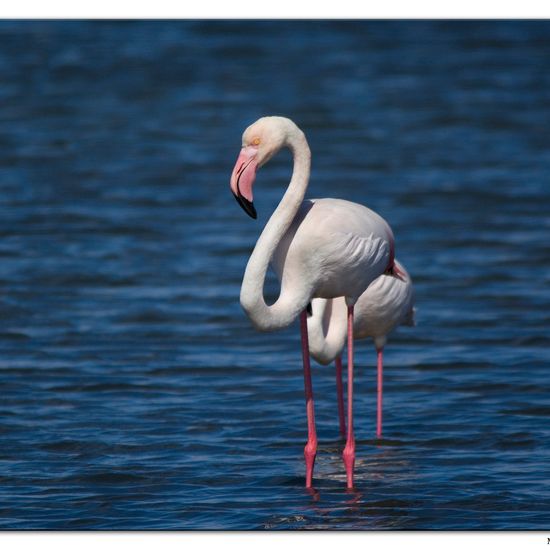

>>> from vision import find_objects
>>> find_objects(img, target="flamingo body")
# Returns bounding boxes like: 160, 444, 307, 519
271, 198, 393, 306
230, 116, 401, 488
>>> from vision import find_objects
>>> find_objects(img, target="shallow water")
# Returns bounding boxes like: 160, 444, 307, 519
0, 20, 549, 529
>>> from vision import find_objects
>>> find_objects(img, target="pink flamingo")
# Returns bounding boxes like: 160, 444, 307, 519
307, 260, 415, 441
229, 116, 400, 489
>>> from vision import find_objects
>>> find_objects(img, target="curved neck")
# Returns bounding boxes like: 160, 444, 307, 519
240, 131, 311, 331
307, 298, 348, 364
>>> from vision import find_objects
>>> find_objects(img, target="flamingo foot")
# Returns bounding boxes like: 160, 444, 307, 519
343, 440, 355, 489
376, 418, 383, 440
304, 439, 317, 488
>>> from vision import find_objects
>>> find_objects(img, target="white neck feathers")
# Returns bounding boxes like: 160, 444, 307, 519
239, 126, 312, 331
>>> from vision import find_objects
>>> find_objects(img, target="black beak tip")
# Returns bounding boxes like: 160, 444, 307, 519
233, 192, 257, 219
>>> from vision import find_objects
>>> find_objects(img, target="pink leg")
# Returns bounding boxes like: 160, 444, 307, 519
376, 347, 384, 439
343, 305, 355, 489
300, 310, 317, 488
335, 356, 346, 438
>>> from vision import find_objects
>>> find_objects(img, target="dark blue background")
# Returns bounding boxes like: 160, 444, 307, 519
0, 20, 549, 529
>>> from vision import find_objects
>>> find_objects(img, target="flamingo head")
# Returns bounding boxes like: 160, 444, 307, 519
229, 117, 289, 219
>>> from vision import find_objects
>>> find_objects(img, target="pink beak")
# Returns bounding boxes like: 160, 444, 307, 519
230, 146, 259, 219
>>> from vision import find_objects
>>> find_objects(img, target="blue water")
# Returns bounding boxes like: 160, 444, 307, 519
0, 20, 549, 530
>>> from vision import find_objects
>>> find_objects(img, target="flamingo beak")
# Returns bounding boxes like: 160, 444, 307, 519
230, 146, 259, 219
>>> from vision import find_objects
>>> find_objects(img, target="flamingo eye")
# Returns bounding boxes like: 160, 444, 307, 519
251, 137, 261, 146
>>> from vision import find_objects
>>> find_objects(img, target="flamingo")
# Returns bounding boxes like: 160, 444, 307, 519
307, 260, 415, 441
229, 116, 400, 489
